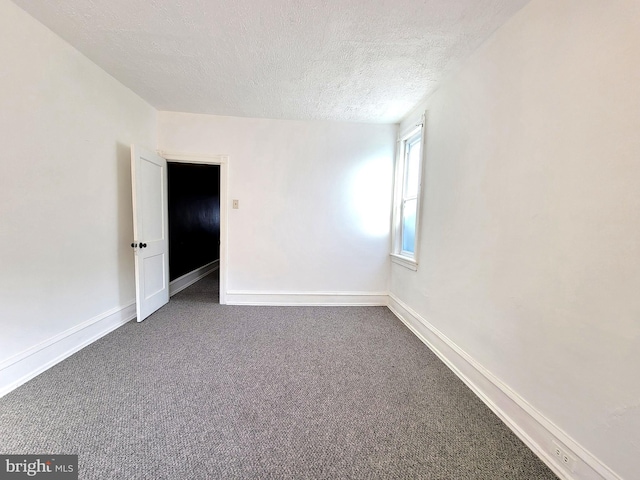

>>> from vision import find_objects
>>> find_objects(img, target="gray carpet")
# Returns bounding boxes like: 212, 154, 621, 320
0, 273, 557, 479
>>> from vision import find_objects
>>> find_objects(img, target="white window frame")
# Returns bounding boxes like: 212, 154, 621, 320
391, 117, 425, 271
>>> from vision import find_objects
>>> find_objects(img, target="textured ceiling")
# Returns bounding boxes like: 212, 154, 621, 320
12, 0, 530, 123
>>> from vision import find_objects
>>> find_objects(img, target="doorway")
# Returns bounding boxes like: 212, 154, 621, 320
167, 162, 220, 301
161, 152, 228, 304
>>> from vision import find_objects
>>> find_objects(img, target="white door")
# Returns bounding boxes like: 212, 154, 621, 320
131, 145, 170, 322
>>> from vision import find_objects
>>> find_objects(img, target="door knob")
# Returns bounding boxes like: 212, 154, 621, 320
131, 242, 138, 248
140, 243, 147, 248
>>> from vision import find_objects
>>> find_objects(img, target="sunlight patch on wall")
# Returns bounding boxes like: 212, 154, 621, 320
347, 156, 394, 237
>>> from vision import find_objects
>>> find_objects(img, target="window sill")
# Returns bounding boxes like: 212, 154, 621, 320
390, 253, 418, 271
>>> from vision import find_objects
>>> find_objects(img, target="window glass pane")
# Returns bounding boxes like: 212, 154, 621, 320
404, 138, 421, 198
402, 198, 417, 254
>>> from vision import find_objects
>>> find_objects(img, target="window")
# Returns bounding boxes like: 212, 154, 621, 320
391, 121, 424, 270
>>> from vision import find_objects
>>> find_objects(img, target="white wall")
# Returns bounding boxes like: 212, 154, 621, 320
158, 112, 396, 302
392, 0, 640, 478
0, 0, 156, 391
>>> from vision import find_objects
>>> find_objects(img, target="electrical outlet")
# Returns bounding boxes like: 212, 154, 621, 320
552, 441, 576, 472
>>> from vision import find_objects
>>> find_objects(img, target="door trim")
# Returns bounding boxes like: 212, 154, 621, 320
159, 151, 228, 305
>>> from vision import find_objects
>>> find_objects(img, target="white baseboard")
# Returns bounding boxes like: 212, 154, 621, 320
225, 290, 389, 306
169, 260, 219, 297
0, 303, 136, 398
387, 293, 621, 480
